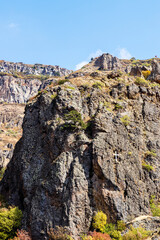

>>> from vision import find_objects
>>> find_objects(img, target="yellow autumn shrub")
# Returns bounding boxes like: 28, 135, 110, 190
92, 211, 107, 232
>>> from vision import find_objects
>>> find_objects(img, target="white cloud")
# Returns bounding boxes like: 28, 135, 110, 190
75, 49, 103, 70
75, 61, 88, 70
8, 23, 18, 29
89, 49, 103, 59
118, 48, 132, 59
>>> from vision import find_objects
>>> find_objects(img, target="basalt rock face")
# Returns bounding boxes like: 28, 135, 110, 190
0, 60, 72, 77
1, 81, 160, 239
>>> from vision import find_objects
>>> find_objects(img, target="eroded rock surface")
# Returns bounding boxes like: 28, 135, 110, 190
0, 60, 71, 77
0, 80, 160, 239
94, 53, 122, 70
149, 59, 160, 83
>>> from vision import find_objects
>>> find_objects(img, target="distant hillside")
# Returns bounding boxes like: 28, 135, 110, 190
0, 60, 72, 77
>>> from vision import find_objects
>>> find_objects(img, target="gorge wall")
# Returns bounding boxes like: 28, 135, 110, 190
0, 54, 160, 239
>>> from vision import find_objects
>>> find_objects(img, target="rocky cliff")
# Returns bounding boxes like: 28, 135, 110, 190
0, 59, 72, 104
0, 104, 24, 169
0, 54, 160, 239
0, 60, 72, 77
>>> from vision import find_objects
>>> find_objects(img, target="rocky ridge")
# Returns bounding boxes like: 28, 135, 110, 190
0, 60, 72, 77
0, 53, 160, 239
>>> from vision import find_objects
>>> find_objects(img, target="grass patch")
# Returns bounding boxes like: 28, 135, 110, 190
50, 93, 57, 99
0, 168, 6, 181
115, 103, 123, 110
135, 77, 149, 87
145, 150, 157, 157
122, 226, 151, 240
120, 115, 130, 126
142, 161, 154, 172
92, 82, 103, 90
58, 79, 70, 85
150, 195, 160, 217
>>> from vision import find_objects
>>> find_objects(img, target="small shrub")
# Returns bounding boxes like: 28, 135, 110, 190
0, 168, 6, 181
89, 231, 111, 240
120, 115, 130, 126
92, 82, 103, 90
117, 220, 126, 232
142, 70, 151, 79
64, 110, 87, 130
51, 94, 57, 100
43, 90, 48, 94
92, 211, 107, 232
104, 222, 124, 240
109, 230, 122, 240
122, 226, 151, 240
64, 86, 75, 90
48, 226, 72, 240
54, 71, 60, 77
150, 195, 160, 217
81, 235, 93, 240
104, 223, 116, 233
12, 229, 31, 240
115, 104, 123, 110
145, 150, 157, 157
58, 79, 70, 85
135, 77, 149, 87
142, 162, 154, 172
0, 207, 22, 240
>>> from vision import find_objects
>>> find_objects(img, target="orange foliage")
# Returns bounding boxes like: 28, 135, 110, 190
88, 231, 111, 240
11, 229, 31, 240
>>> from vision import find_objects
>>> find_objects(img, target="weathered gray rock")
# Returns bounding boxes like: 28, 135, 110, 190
125, 216, 160, 239
149, 60, 160, 83
0, 61, 71, 77
95, 53, 122, 71
0, 75, 42, 103
0, 81, 160, 239
0, 149, 13, 168
130, 66, 143, 77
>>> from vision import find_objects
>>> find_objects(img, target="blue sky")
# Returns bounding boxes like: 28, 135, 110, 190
0, 0, 160, 70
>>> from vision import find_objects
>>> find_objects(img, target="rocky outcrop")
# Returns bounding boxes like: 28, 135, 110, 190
0, 104, 24, 168
129, 66, 143, 77
0, 146, 13, 169
0, 60, 72, 77
0, 80, 160, 239
126, 216, 160, 239
94, 53, 122, 70
149, 59, 160, 83
0, 75, 42, 103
